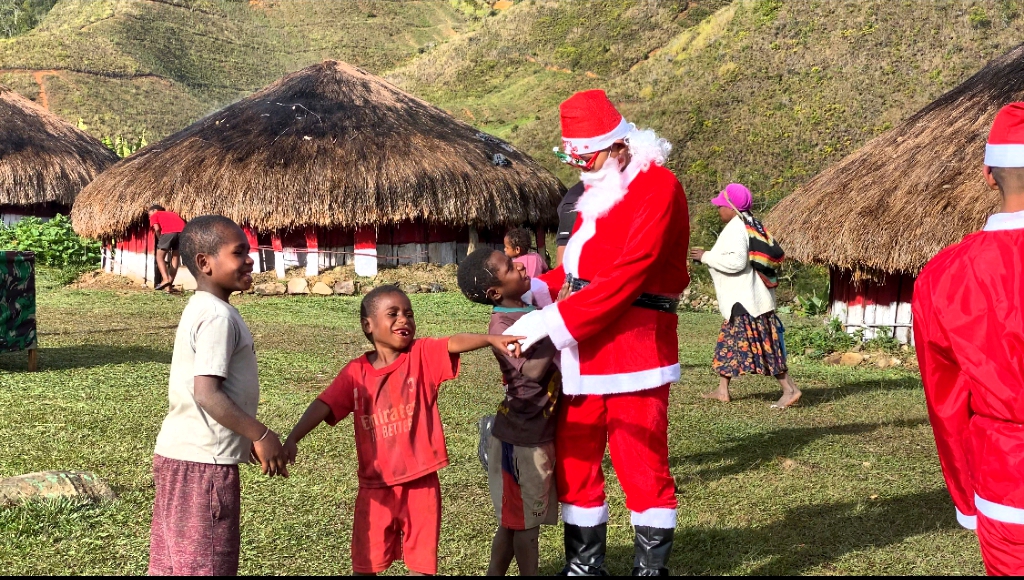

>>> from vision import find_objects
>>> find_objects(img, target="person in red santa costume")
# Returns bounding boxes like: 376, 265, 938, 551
505, 89, 689, 576
914, 102, 1024, 576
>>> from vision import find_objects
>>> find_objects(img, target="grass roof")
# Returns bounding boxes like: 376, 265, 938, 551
72, 60, 565, 239
764, 43, 1024, 279
0, 85, 118, 208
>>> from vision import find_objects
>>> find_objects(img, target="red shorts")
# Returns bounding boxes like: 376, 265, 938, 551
352, 472, 441, 575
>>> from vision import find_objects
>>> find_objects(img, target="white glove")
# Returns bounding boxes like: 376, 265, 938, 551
502, 309, 549, 352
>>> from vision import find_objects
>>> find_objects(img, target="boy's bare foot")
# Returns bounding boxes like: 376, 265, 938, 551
702, 390, 731, 403
771, 391, 801, 409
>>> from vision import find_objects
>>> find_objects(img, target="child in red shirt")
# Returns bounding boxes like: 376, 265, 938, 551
283, 285, 523, 576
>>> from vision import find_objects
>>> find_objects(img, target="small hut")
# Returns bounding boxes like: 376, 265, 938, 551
71, 60, 564, 285
766, 43, 1024, 343
0, 86, 118, 226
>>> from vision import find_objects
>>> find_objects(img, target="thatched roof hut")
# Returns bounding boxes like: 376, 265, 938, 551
0, 85, 118, 225
73, 60, 564, 283
764, 43, 1024, 342
72, 60, 563, 237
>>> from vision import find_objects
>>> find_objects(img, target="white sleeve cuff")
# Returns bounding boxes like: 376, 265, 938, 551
956, 508, 978, 530
528, 278, 553, 307
542, 303, 576, 349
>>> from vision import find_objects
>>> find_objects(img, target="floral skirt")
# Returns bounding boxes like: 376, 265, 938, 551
712, 311, 788, 378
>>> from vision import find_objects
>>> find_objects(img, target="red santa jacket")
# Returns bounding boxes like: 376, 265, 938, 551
531, 162, 690, 396
914, 211, 1024, 530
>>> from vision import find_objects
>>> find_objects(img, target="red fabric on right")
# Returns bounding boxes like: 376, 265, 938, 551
978, 514, 1024, 576
317, 338, 459, 487
150, 211, 186, 234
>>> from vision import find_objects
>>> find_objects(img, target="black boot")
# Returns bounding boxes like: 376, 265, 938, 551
631, 526, 674, 576
558, 523, 609, 576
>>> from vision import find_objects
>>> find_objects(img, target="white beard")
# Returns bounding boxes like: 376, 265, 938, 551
573, 128, 673, 222
575, 155, 628, 221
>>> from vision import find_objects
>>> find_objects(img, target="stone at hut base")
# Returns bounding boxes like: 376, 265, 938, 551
890, 357, 903, 367
0, 471, 115, 507
875, 357, 890, 369
311, 282, 333, 296
255, 282, 286, 296
840, 352, 865, 366
334, 280, 356, 295
824, 352, 843, 366
430, 283, 445, 293
287, 278, 309, 295
402, 284, 422, 295
361, 284, 375, 294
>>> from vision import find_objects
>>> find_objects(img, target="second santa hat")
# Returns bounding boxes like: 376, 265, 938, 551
986, 102, 1024, 168
559, 89, 633, 156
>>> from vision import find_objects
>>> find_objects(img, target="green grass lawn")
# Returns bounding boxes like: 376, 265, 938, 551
0, 279, 980, 575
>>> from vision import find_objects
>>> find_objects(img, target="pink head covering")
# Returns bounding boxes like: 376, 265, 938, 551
711, 183, 752, 212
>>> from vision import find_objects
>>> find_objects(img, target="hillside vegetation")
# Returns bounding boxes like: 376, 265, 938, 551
2, 0, 1023, 245
0, 0, 468, 138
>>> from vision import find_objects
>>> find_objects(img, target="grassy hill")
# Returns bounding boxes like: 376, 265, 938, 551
0, 0, 469, 138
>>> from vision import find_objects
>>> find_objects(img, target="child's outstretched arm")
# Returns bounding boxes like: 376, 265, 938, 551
283, 400, 332, 465
448, 333, 526, 357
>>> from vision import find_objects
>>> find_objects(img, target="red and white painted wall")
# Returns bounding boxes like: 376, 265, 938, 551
828, 268, 915, 344
102, 219, 544, 287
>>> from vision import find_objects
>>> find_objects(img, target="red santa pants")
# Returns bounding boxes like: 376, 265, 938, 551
555, 385, 677, 528
979, 513, 1024, 576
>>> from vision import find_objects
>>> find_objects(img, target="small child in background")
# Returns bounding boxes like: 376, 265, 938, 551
149, 215, 289, 576
458, 248, 561, 577
283, 286, 523, 576
504, 227, 548, 279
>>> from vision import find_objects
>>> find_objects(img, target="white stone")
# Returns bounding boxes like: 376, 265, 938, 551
287, 278, 309, 295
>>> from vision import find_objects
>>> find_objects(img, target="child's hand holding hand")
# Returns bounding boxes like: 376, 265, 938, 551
491, 334, 526, 358
282, 436, 298, 466
253, 429, 290, 478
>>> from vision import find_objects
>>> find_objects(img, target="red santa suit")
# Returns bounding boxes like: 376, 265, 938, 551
506, 90, 689, 563
914, 102, 1024, 576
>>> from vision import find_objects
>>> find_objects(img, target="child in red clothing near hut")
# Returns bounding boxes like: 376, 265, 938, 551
283, 285, 523, 576
504, 227, 548, 279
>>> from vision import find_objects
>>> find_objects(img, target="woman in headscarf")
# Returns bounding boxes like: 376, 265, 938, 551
690, 183, 801, 409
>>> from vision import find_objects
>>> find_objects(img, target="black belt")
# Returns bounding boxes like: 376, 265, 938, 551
566, 275, 679, 313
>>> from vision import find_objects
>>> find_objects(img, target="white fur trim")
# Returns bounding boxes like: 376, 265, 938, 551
562, 213, 595, 277
562, 362, 680, 396
984, 210, 1024, 231
631, 508, 677, 528
562, 503, 610, 526
957, 508, 978, 530
528, 277, 553, 307
976, 494, 1024, 525
542, 303, 576, 349
563, 117, 633, 154
985, 143, 1024, 168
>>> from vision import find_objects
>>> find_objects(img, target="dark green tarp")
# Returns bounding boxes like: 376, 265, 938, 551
0, 251, 37, 353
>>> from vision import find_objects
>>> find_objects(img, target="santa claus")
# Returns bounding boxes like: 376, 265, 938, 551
914, 102, 1024, 576
506, 89, 690, 575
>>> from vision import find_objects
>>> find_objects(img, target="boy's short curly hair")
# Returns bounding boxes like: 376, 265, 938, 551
179, 215, 240, 277
505, 227, 532, 253
457, 248, 501, 305
359, 285, 408, 341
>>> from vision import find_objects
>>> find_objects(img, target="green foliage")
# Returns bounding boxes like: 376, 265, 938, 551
0, 216, 100, 284
863, 327, 903, 354
793, 292, 828, 317
101, 132, 148, 158
0, 0, 57, 38
968, 5, 991, 28
786, 317, 855, 358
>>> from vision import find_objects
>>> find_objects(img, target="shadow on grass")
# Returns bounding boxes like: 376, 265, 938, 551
0, 345, 170, 372
732, 375, 922, 407
672, 419, 929, 481
541, 489, 961, 575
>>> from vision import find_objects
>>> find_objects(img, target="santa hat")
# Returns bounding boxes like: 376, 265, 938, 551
985, 102, 1024, 168
559, 89, 633, 155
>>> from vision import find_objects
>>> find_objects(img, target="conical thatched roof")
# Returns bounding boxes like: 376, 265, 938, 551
72, 60, 565, 238
0, 86, 118, 208
765, 43, 1024, 279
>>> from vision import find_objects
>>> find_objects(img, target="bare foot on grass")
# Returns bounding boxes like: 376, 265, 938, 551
771, 391, 801, 409
702, 390, 731, 403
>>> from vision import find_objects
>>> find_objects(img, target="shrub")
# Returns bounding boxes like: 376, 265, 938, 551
0, 215, 100, 284
785, 317, 855, 358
